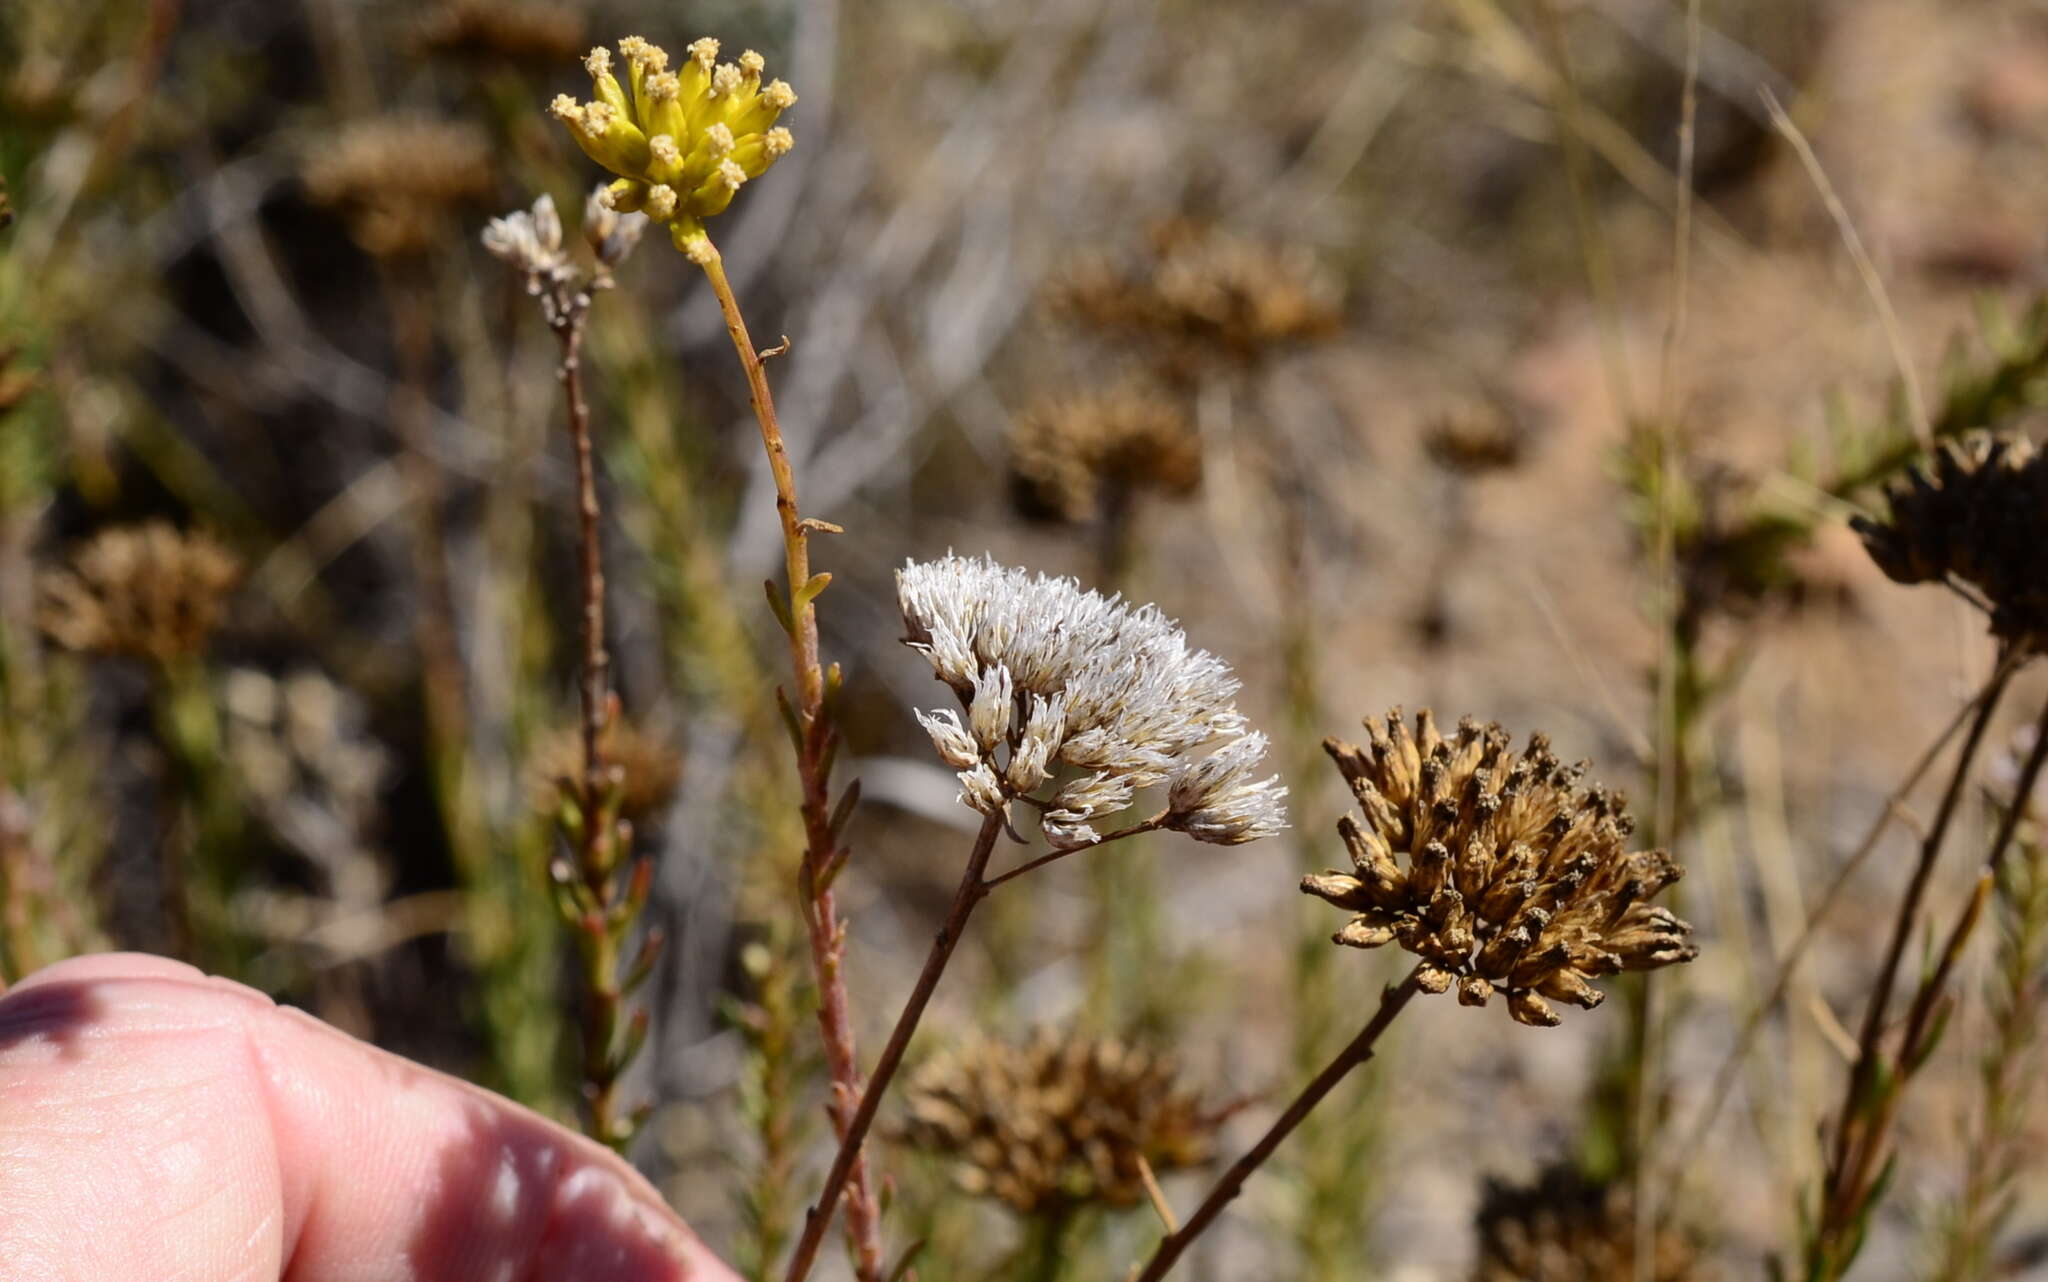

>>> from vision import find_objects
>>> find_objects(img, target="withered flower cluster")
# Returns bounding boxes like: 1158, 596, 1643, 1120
901, 1031, 1227, 1215
1050, 220, 1341, 371
529, 718, 682, 829
414, 0, 586, 66
1425, 407, 1527, 477
37, 522, 241, 666
1302, 709, 1697, 1026
1473, 1165, 1704, 1282
1851, 431, 2048, 653
1009, 384, 1201, 524
302, 118, 494, 259
899, 554, 1286, 848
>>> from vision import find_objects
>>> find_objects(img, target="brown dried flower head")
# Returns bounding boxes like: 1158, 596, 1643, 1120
1303, 709, 1698, 1026
901, 1031, 1227, 1215
37, 522, 242, 665
1851, 431, 2048, 653
1425, 407, 1527, 476
1472, 1165, 1703, 1282
1050, 220, 1341, 370
529, 719, 682, 828
1009, 384, 1201, 523
415, 0, 586, 66
302, 118, 494, 258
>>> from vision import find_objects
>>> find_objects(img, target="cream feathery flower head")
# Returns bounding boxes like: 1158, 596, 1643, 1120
550, 34, 796, 258
897, 553, 1286, 848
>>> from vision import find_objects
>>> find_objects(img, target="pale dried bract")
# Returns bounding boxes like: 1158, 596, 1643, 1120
900, 1031, 1227, 1215
1303, 709, 1697, 1026
897, 553, 1286, 847
37, 522, 242, 665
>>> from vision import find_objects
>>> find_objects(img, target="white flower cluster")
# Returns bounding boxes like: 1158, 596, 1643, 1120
481, 189, 648, 298
898, 554, 1287, 848
481, 193, 576, 291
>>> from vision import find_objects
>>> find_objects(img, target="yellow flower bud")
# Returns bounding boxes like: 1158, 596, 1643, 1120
729, 126, 792, 180
645, 134, 685, 187
689, 158, 746, 217
600, 178, 648, 212
564, 99, 651, 176
585, 47, 629, 115
726, 79, 795, 137
550, 33, 797, 248
643, 71, 686, 144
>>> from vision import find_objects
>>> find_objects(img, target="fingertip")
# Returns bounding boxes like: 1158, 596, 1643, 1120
9, 951, 209, 991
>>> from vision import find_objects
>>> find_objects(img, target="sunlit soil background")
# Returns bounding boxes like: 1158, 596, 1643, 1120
5, 0, 2048, 1277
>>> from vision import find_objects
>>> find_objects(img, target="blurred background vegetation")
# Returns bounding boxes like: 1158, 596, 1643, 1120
5, 0, 2048, 1278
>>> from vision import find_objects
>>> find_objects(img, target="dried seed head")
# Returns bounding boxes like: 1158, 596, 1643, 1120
415, 1, 586, 66
302, 117, 493, 258
897, 554, 1285, 846
1047, 219, 1341, 376
1472, 1165, 1702, 1282
900, 1031, 1228, 1216
1850, 431, 2048, 653
550, 32, 796, 250
529, 719, 683, 827
1425, 406, 1527, 476
1009, 384, 1202, 524
1303, 709, 1697, 1026
37, 522, 242, 665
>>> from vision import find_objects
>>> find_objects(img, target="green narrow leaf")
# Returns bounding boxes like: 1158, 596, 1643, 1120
764, 578, 794, 635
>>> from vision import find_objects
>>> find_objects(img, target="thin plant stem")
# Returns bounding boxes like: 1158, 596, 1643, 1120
563, 319, 609, 834
1130, 965, 1425, 1282
694, 232, 886, 1282
549, 301, 654, 1149
1818, 694, 2048, 1272
784, 810, 1006, 1282
1655, 675, 1991, 1212
1811, 649, 2019, 1267
1137, 1154, 1179, 1235
1980, 693, 2048, 883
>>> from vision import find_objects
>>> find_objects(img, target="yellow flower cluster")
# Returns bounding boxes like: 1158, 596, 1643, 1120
550, 36, 794, 261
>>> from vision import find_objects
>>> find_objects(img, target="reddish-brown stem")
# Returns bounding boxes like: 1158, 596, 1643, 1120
697, 237, 886, 1282
1131, 965, 1424, 1282
549, 299, 651, 1149
784, 811, 1007, 1282
561, 317, 610, 818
